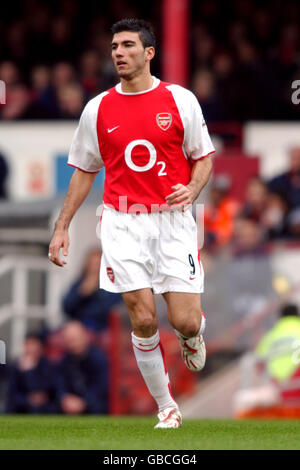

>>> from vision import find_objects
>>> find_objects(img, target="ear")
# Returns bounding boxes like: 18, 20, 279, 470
145, 46, 155, 62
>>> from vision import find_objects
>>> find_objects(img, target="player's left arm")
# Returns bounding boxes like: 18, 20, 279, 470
165, 155, 213, 207
165, 87, 214, 208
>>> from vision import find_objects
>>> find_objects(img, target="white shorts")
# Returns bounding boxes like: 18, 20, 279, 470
99, 206, 204, 294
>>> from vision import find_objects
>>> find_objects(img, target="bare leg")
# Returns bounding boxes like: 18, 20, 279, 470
122, 288, 177, 412
162, 292, 203, 338
122, 288, 158, 337
163, 291, 206, 372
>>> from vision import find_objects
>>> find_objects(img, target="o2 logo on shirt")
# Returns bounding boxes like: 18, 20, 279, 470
124, 139, 167, 176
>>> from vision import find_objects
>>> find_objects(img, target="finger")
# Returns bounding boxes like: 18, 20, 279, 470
168, 199, 191, 207
166, 184, 185, 199
167, 186, 186, 196
62, 238, 69, 257
168, 196, 190, 206
48, 247, 65, 267
52, 256, 65, 267
166, 193, 191, 204
166, 188, 187, 202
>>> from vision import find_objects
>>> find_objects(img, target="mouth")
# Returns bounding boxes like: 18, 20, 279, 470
116, 61, 127, 67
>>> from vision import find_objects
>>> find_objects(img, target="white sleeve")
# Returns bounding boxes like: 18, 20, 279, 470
167, 85, 215, 161
68, 92, 108, 172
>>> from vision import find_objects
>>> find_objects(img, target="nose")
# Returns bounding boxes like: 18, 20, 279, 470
114, 45, 124, 57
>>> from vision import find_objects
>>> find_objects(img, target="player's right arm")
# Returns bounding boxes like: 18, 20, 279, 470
49, 169, 97, 267
49, 96, 105, 267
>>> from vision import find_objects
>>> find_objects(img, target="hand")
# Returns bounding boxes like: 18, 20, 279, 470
61, 394, 86, 414
48, 229, 69, 267
28, 391, 49, 406
165, 183, 197, 210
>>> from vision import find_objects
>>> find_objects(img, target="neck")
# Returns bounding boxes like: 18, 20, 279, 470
120, 71, 154, 93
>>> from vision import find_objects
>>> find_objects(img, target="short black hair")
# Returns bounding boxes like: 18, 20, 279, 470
111, 18, 156, 49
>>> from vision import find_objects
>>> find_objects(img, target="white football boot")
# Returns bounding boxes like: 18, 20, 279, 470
154, 407, 182, 429
176, 332, 206, 372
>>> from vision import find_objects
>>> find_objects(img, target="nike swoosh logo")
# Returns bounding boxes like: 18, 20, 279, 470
107, 126, 120, 133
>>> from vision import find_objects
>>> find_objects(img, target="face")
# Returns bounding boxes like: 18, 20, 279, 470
62, 323, 89, 355
24, 338, 43, 358
246, 179, 267, 206
111, 31, 154, 80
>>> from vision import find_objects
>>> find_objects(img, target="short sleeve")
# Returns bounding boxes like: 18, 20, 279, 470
166, 85, 215, 161
183, 91, 215, 160
68, 93, 108, 173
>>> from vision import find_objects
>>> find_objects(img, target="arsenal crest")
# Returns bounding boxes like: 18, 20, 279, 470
106, 267, 115, 283
156, 113, 172, 131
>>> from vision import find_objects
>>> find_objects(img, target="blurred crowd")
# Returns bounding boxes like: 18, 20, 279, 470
191, 0, 300, 122
203, 146, 300, 255
0, 0, 300, 121
4, 247, 122, 415
6, 322, 109, 414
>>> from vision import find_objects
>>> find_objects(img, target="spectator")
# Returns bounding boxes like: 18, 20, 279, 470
234, 304, 300, 417
52, 62, 76, 89
241, 178, 269, 223
255, 304, 300, 400
231, 217, 264, 256
261, 192, 289, 240
79, 50, 102, 99
31, 65, 51, 99
192, 68, 224, 122
241, 177, 288, 240
49, 17, 74, 63
26, 64, 56, 119
57, 83, 85, 119
0, 61, 21, 87
287, 207, 300, 238
62, 247, 122, 332
6, 334, 60, 413
268, 147, 300, 211
0, 84, 31, 120
204, 175, 240, 250
56, 321, 109, 414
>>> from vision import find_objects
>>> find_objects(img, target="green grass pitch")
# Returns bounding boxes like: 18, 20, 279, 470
0, 416, 300, 450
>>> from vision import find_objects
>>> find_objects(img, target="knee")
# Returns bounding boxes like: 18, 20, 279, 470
173, 314, 201, 338
134, 312, 157, 335
126, 296, 157, 335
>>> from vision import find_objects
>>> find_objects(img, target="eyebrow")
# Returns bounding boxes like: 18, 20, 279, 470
111, 40, 136, 47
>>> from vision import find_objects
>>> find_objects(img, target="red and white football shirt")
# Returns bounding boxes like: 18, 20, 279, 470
68, 77, 215, 212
